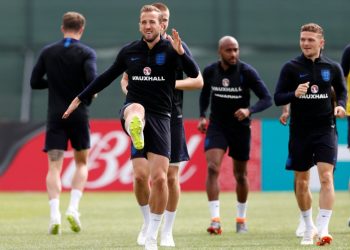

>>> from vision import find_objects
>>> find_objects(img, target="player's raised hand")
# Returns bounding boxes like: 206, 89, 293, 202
62, 97, 81, 119
167, 28, 185, 55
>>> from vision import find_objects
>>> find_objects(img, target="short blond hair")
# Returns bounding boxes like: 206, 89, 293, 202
151, 2, 169, 12
140, 5, 163, 23
301, 23, 324, 37
62, 12, 85, 31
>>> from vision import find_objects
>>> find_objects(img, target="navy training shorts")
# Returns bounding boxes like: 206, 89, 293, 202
44, 120, 90, 152
286, 124, 337, 171
170, 117, 189, 163
204, 120, 251, 161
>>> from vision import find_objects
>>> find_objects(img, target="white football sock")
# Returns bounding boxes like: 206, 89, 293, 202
68, 189, 82, 211
146, 213, 163, 240
301, 208, 315, 230
162, 210, 176, 234
236, 201, 247, 219
140, 204, 150, 226
209, 200, 220, 219
316, 209, 332, 236
49, 198, 60, 220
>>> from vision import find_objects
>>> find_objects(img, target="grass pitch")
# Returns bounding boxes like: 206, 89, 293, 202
0, 192, 349, 249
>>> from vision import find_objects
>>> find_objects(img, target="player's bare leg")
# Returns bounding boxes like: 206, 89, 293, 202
161, 164, 180, 246
66, 149, 89, 233
145, 153, 169, 249
294, 178, 305, 237
47, 149, 64, 235
206, 149, 225, 235
233, 159, 248, 233
133, 158, 150, 245
295, 171, 317, 245
315, 162, 334, 246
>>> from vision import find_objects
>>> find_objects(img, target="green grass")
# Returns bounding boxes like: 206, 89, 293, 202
0, 192, 349, 249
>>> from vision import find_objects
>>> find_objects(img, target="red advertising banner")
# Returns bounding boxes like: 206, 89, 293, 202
0, 120, 261, 191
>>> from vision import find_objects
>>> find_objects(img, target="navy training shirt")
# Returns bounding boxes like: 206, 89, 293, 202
78, 36, 199, 117
199, 61, 272, 126
274, 54, 346, 127
30, 38, 97, 122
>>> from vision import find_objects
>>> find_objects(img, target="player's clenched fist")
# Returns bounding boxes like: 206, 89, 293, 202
295, 81, 309, 97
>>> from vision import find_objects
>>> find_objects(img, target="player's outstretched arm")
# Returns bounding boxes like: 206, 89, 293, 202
62, 97, 81, 119
176, 72, 204, 90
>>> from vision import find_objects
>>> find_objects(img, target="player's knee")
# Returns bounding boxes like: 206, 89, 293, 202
48, 149, 64, 162
75, 157, 88, 167
207, 162, 220, 176
295, 178, 309, 192
125, 103, 145, 118
319, 171, 333, 182
151, 174, 167, 189
319, 172, 334, 188
235, 173, 247, 185
167, 174, 178, 187
134, 172, 149, 185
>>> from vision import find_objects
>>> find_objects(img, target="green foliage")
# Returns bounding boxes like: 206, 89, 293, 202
0, 192, 349, 249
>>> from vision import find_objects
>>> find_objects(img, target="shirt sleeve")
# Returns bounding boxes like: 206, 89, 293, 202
182, 42, 193, 57
30, 52, 49, 89
83, 49, 98, 86
199, 67, 211, 117
245, 66, 272, 114
274, 63, 296, 106
178, 52, 199, 79
332, 63, 347, 108
78, 49, 127, 104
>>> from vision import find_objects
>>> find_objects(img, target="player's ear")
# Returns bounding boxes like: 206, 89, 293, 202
321, 39, 325, 50
161, 22, 165, 32
79, 27, 85, 35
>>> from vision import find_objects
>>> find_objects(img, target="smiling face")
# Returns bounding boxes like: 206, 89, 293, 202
299, 23, 325, 61
139, 8, 162, 44
300, 31, 324, 60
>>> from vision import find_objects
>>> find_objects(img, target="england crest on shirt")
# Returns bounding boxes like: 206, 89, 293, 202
155, 53, 166, 65
321, 69, 330, 82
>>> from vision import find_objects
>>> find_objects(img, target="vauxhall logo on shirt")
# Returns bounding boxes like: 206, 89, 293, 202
299, 84, 328, 99
211, 78, 243, 99
131, 67, 165, 82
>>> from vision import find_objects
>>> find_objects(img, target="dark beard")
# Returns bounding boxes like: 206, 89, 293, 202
222, 58, 236, 67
